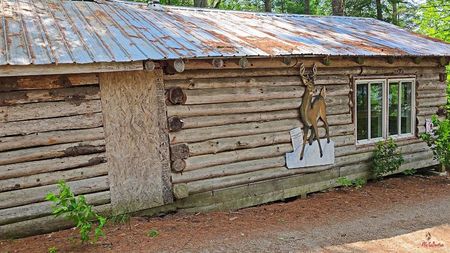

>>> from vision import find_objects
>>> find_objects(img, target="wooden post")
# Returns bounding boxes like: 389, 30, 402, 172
100, 70, 172, 214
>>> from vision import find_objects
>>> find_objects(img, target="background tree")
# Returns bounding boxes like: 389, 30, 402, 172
264, 0, 272, 12
332, 0, 344, 15
304, 0, 310, 14
376, 0, 382, 20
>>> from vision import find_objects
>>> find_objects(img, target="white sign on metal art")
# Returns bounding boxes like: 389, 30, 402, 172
285, 127, 335, 169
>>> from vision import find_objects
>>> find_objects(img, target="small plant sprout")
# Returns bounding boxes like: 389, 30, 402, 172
402, 169, 417, 176
45, 181, 107, 243
48, 247, 58, 253
371, 138, 404, 179
147, 229, 160, 238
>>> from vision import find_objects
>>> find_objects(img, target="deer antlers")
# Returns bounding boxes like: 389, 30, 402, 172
299, 63, 317, 88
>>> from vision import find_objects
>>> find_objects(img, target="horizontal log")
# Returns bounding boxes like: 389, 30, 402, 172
178, 84, 349, 105
164, 67, 364, 80
0, 153, 106, 180
0, 74, 98, 92
170, 118, 353, 144
172, 156, 286, 184
181, 57, 440, 70
0, 191, 110, 226
417, 89, 447, 99
0, 203, 111, 239
184, 144, 292, 171
0, 176, 109, 209
0, 128, 104, 152
416, 80, 447, 91
181, 110, 351, 129
164, 75, 350, 89
167, 97, 349, 117
0, 113, 104, 137
0, 99, 102, 123
187, 131, 354, 157
0, 86, 100, 106
0, 140, 105, 166
416, 106, 439, 116
416, 96, 447, 107
360, 67, 439, 75
0, 163, 108, 192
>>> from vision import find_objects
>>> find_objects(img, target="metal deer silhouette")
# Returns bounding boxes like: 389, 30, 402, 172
298, 63, 330, 160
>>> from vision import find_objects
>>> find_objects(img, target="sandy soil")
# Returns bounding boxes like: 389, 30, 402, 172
1, 174, 449, 253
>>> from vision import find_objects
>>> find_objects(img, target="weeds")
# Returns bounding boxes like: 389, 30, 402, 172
337, 177, 366, 188
48, 247, 58, 253
45, 181, 107, 243
402, 169, 417, 176
147, 229, 159, 238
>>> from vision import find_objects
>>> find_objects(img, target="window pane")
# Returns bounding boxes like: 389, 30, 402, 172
401, 82, 412, 134
389, 82, 399, 136
370, 83, 383, 138
357, 84, 368, 140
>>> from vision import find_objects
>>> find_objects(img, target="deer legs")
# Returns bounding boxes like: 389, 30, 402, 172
300, 124, 324, 160
300, 126, 309, 160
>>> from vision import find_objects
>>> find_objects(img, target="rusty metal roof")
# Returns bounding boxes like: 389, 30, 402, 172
1, 0, 449, 66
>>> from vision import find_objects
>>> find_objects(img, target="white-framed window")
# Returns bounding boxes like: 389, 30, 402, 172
355, 77, 415, 144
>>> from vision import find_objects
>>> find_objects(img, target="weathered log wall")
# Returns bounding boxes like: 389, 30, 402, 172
164, 58, 446, 207
0, 74, 111, 238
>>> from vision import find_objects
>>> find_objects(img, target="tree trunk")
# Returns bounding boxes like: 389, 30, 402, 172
304, 0, 310, 14
264, 0, 272, 12
376, 0, 382, 20
391, 0, 398, 25
212, 0, 221, 8
194, 0, 207, 8
332, 0, 344, 16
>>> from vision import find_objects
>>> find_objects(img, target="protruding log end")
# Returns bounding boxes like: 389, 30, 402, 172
439, 57, 448, 66
173, 183, 189, 199
168, 116, 184, 132
172, 159, 186, 173
355, 56, 364, 65
212, 58, 224, 69
413, 57, 423, 65
144, 61, 156, 71
167, 87, 187, 105
439, 73, 447, 82
387, 57, 395, 64
170, 143, 190, 160
239, 57, 249, 69
173, 59, 185, 73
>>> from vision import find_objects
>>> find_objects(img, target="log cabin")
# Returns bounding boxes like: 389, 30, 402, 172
0, 0, 449, 238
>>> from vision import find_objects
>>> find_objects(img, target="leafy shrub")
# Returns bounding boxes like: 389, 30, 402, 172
372, 138, 404, 179
337, 177, 366, 188
420, 116, 450, 170
46, 181, 107, 243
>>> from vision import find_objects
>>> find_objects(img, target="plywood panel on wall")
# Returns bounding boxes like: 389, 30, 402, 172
100, 70, 172, 214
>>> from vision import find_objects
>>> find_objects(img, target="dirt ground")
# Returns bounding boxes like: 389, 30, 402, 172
1, 173, 449, 253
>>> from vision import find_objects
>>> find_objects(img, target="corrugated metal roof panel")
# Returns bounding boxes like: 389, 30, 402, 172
0, 0, 449, 66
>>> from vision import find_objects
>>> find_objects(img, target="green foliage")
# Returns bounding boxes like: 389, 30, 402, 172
110, 213, 131, 224
48, 247, 58, 253
420, 116, 450, 170
147, 229, 160, 238
371, 138, 404, 179
337, 177, 366, 188
402, 169, 417, 176
45, 181, 107, 243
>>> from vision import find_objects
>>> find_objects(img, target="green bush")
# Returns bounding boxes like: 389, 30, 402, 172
371, 138, 404, 179
46, 181, 107, 243
420, 116, 450, 170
